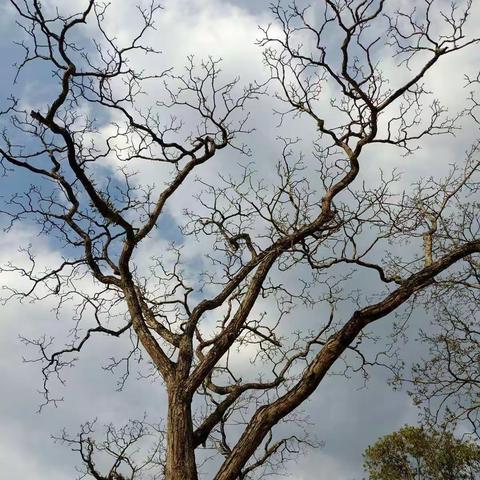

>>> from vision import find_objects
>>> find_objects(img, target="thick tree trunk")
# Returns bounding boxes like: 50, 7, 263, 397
165, 387, 198, 480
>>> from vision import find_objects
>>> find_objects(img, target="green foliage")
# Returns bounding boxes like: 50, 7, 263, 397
363, 426, 480, 480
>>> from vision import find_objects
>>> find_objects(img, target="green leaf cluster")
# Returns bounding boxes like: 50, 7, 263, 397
363, 426, 480, 480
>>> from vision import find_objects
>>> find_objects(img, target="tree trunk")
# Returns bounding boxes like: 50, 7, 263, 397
165, 387, 198, 480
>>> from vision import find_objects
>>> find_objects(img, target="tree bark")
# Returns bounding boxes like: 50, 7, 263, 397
165, 387, 198, 480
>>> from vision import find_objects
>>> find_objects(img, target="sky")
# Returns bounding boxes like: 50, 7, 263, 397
0, 0, 479, 479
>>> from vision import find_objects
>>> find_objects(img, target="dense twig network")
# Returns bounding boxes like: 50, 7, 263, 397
0, 1, 479, 479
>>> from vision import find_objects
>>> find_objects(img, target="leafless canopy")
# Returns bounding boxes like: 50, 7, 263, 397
0, 1, 479, 479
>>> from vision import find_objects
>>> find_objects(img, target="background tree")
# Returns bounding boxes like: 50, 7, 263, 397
363, 425, 480, 480
403, 73, 480, 440
408, 271, 480, 440
0, 1, 479, 479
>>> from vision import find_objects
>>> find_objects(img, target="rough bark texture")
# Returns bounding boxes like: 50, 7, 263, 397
166, 389, 198, 480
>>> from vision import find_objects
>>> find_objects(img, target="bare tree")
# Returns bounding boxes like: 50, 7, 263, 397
394, 72, 480, 441
409, 282, 480, 441
0, 1, 479, 479
407, 233, 480, 439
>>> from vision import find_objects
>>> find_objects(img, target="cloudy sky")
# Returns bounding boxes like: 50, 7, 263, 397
0, 0, 479, 479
